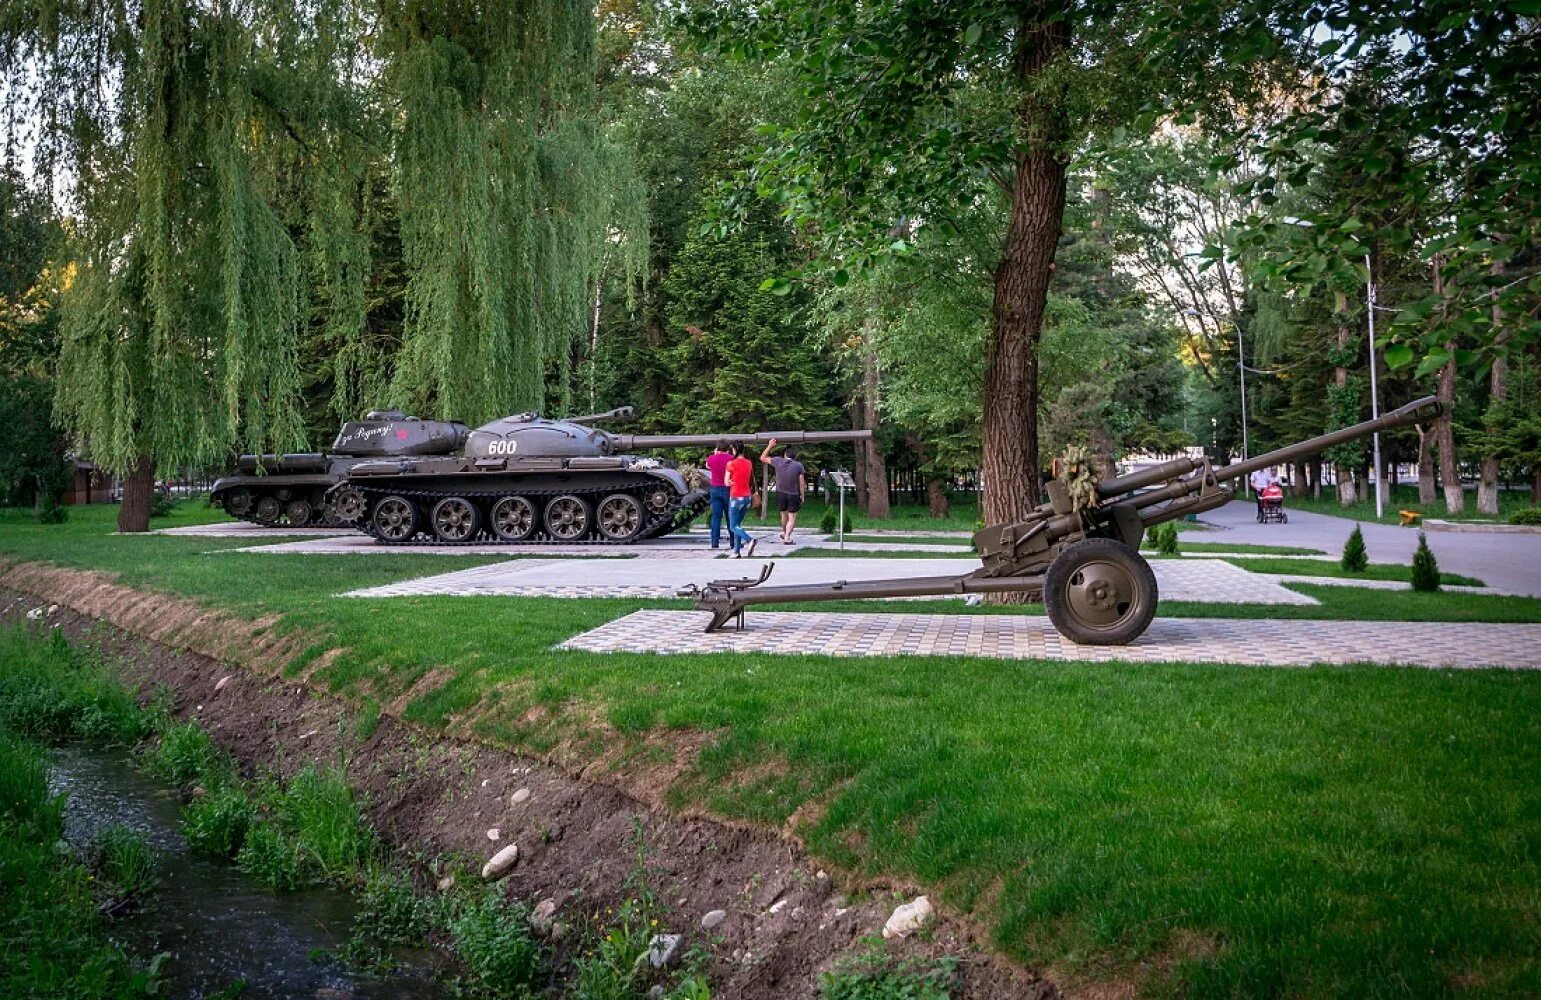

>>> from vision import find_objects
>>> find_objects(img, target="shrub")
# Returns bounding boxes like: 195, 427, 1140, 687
1340, 525, 1368, 573
1153, 521, 1180, 555
182, 785, 254, 858
353, 869, 433, 947
447, 890, 543, 997
1411, 532, 1441, 592
149, 489, 178, 518
820, 507, 853, 535
1509, 507, 1541, 526
820, 948, 959, 1000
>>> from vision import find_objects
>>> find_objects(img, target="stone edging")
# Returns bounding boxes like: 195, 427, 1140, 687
1424, 519, 1541, 535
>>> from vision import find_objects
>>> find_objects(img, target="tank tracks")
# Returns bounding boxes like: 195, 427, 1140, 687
349, 483, 710, 547
220, 485, 364, 529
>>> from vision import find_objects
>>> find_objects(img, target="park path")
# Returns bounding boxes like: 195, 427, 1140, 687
560, 609, 1541, 670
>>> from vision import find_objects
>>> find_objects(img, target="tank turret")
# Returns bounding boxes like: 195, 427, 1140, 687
331, 409, 872, 545
211, 411, 470, 527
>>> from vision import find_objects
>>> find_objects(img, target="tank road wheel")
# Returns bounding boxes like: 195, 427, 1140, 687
224, 488, 254, 518
371, 496, 420, 544
489, 496, 537, 542
431, 497, 482, 543
330, 487, 367, 525
1042, 537, 1158, 646
285, 499, 314, 527
253, 495, 282, 525
543, 494, 591, 541
596, 493, 644, 542
643, 488, 673, 518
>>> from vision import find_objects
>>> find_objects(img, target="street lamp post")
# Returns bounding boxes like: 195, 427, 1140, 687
1366, 254, 1384, 520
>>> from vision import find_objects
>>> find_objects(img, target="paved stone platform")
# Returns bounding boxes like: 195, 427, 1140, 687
151, 521, 350, 537
233, 533, 721, 558
559, 609, 1541, 670
342, 556, 1317, 604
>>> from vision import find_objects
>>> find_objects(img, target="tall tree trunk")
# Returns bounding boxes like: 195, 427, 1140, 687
1290, 459, 1307, 498
1430, 257, 1464, 514
1477, 262, 1507, 516
925, 477, 950, 518
1333, 325, 1358, 505
854, 346, 890, 517
982, 16, 1070, 530
117, 454, 155, 533
1533, 466, 1541, 505
1416, 426, 1437, 504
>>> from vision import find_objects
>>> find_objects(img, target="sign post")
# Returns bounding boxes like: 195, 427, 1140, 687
824, 470, 856, 550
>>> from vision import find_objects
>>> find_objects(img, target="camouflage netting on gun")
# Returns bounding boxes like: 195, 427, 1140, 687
1056, 445, 1101, 512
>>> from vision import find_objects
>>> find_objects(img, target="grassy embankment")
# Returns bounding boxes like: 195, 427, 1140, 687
1, 504, 1539, 997
1285, 483, 1537, 526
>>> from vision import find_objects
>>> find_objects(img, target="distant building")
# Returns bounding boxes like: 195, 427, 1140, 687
65, 460, 116, 505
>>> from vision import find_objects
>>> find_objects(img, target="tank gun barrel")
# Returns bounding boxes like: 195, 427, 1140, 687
612, 429, 873, 450
567, 406, 636, 425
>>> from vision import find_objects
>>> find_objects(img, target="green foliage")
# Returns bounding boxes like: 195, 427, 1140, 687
91, 824, 159, 900
146, 722, 230, 788
235, 821, 308, 890
1151, 521, 1180, 556
353, 869, 433, 948
181, 786, 255, 858
1411, 533, 1441, 593
820, 507, 854, 535
446, 890, 543, 998
819, 946, 958, 1000
1509, 508, 1541, 526
234, 766, 375, 889
0, 628, 151, 746
1340, 525, 1368, 573
149, 490, 178, 519
0, 729, 57, 830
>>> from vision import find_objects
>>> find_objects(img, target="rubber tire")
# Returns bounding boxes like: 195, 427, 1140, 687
1043, 537, 1158, 646
371, 495, 420, 545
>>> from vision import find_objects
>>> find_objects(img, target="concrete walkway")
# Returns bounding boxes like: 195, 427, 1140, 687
1197, 500, 1541, 596
342, 556, 1316, 605
560, 609, 1541, 670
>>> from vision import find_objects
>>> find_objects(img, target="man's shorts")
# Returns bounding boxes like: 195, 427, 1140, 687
775, 491, 803, 513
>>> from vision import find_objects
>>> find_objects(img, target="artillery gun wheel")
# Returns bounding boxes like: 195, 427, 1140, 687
371, 496, 420, 544
1043, 537, 1158, 646
285, 499, 314, 527
225, 488, 254, 518
431, 497, 482, 543
596, 493, 644, 542
489, 496, 537, 542
253, 495, 282, 525
543, 494, 591, 541
331, 488, 367, 525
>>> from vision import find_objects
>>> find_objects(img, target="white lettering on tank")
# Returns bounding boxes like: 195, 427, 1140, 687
486, 439, 518, 456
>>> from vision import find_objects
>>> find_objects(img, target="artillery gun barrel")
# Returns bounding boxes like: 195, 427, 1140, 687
1096, 395, 1442, 500
612, 429, 873, 450
568, 406, 636, 425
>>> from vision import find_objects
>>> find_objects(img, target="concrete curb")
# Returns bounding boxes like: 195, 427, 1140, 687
1424, 519, 1541, 535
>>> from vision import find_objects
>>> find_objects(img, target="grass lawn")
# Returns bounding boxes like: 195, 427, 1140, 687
1220, 557, 1485, 588
1286, 483, 1538, 527
1, 504, 1538, 997
1144, 541, 1327, 556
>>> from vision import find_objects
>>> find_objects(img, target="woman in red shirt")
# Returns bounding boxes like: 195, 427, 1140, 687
725, 444, 757, 557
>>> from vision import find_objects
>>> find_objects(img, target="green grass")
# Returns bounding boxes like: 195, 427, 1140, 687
1221, 557, 1485, 588
787, 548, 977, 559
838, 533, 971, 546
3, 505, 1540, 996
1287, 483, 1535, 526
1144, 540, 1327, 556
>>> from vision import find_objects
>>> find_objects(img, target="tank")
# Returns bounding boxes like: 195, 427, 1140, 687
210, 410, 471, 527
328, 406, 872, 545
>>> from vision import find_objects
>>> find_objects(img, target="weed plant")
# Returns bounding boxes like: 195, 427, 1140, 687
91, 824, 159, 901
181, 785, 255, 857
819, 945, 958, 1000
0, 627, 151, 744
445, 889, 543, 998
146, 721, 231, 787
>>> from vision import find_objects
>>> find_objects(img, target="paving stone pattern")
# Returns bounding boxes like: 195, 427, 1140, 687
560, 610, 1541, 670
342, 554, 1318, 605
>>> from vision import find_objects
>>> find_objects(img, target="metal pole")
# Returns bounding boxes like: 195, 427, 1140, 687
1366, 253, 1384, 520
1237, 322, 1250, 465
838, 483, 846, 551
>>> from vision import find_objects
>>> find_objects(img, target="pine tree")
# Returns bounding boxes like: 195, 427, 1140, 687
1341, 525, 1369, 572
1410, 533, 1441, 592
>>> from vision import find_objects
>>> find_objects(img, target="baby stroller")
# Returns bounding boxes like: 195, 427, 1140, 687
1257, 482, 1287, 524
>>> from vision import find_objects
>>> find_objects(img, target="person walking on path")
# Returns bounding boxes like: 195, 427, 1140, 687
1249, 466, 1279, 519
760, 437, 807, 544
704, 440, 733, 549
726, 444, 757, 557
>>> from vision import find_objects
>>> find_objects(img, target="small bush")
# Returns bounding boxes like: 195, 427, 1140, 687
35, 498, 68, 524
1340, 525, 1369, 573
182, 785, 254, 857
147, 721, 229, 787
92, 824, 159, 899
1509, 507, 1541, 526
447, 890, 543, 997
149, 489, 179, 518
820, 507, 854, 535
1153, 521, 1180, 555
1411, 532, 1441, 592
354, 869, 433, 947
820, 947, 959, 1000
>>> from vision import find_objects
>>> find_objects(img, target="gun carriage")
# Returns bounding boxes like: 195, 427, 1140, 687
684, 397, 1443, 645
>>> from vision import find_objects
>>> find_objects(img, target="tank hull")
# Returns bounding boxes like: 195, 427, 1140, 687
337, 457, 706, 545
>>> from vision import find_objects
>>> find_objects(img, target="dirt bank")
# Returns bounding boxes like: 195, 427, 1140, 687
0, 579, 1052, 999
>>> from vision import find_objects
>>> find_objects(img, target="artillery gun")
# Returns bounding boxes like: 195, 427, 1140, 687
211, 411, 469, 527
330, 406, 871, 545
684, 397, 1443, 645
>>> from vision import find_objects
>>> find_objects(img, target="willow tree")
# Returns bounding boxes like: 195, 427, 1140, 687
379, 0, 647, 424
1, 0, 371, 531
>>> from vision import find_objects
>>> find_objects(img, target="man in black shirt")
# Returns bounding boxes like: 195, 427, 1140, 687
760, 438, 807, 544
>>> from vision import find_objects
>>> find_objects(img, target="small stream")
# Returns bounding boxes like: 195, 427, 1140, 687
49, 745, 447, 1000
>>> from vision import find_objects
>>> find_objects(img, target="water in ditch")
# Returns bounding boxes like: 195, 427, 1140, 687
48, 744, 447, 1000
